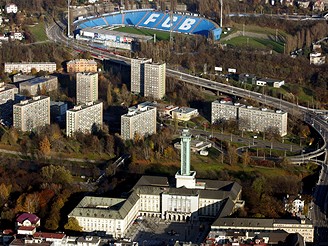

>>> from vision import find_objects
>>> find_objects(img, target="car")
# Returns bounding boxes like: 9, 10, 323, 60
253, 135, 258, 139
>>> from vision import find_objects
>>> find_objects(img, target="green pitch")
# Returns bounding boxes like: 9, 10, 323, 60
114, 26, 171, 41
222, 36, 284, 53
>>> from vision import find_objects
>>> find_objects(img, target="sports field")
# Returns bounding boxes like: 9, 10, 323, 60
114, 26, 171, 41
222, 36, 284, 53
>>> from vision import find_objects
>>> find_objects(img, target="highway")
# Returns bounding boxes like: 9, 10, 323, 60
46, 19, 328, 244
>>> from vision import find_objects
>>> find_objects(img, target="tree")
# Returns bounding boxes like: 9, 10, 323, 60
41, 165, 73, 186
64, 217, 82, 231
107, 83, 113, 105
241, 150, 251, 167
39, 136, 51, 155
0, 183, 11, 207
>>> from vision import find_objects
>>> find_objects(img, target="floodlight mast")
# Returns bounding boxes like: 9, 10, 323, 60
220, 0, 223, 27
67, 0, 70, 37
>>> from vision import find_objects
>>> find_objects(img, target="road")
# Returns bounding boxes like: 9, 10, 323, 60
46, 19, 328, 244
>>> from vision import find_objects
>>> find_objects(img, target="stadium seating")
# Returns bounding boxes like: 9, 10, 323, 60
76, 9, 219, 38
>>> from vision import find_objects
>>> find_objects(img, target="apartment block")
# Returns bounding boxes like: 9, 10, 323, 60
66, 101, 103, 137
0, 82, 18, 124
130, 58, 166, 99
19, 76, 58, 96
211, 100, 288, 136
76, 73, 98, 104
121, 103, 157, 140
211, 100, 242, 124
130, 58, 152, 94
239, 106, 288, 136
13, 96, 50, 131
144, 62, 166, 99
66, 59, 97, 73
4, 62, 56, 73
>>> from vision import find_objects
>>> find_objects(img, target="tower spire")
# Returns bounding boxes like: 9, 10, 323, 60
180, 129, 191, 176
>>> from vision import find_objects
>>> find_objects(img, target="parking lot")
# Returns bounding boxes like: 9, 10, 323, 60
125, 217, 210, 245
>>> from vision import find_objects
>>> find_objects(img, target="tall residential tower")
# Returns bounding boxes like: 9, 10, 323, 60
76, 72, 98, 104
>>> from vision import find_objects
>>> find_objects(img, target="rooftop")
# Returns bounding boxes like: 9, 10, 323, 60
19, 76, 57, 87
68, 101, 102, 112
15, 96, 49, 106
16, 213, 40, 224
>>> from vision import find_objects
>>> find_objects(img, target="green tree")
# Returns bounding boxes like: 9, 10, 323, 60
41, 165, 73, 185
64, 217, 82, 231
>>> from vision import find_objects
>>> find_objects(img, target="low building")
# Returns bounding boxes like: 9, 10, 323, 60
121, 103, 157, 140
256, 78, 285, 88
66, 59, 97, 73
5, 3, 18, 13
310, 52, 326, 65
174, 140, 211, 152
17, 226, 36, 236
211, 217, 313, 243
284, 195, 305, 216
19, 76, 58, 96
239, 73, 257, 84
66, 101, 103, 137
16, 213, 40, 228
4, 62, 56, 74
171, 107, 199, 121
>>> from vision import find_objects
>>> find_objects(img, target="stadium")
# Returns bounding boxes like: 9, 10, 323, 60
73, 9, 222, 50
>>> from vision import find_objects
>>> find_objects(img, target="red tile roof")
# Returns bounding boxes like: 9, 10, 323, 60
16, 213, 40, 224
33, 232, 65, 239
18, 226, 36, 231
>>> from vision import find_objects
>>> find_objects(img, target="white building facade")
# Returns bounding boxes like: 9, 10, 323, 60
121, 104, 157, 140
4, 62, 56, 73
13, 96, 50, 131
76, 72, 98, 104
66, 102, 103, 137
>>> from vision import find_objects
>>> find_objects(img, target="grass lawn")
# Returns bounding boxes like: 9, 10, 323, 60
231, 23, 289, 38
223, 36, 284, 53
28, 22, 48, 42
114, 26, 170, 41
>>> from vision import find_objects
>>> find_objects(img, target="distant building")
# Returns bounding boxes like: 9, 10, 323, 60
66, 59, 97, 73
50, 101, 67, 123
76, 72, 98, 104
144, 62, 166, 99
211, 100, 241, 124
298, 0, 310, 8
130, 58, 152, 95
171, 107, 199, 121
256, 78, 285, 88
310, 52, 326, 65
239, 106, 288, 136
16, 213, 40, 228
66, 101, 103, 137
239, 73, 257, 84
130, 58, 166, 99
13, 96, 50, 131
4, 62, 56, 74
5, 3, 17, 13
121, 103, 157, 140
313, 0, 325, 11
19, 76, 58, 96
284, 195, 305, 216
12, 74, 36, 83
211, 217, 313, 243
211, 101, 288, 136
0, 82, 18, 124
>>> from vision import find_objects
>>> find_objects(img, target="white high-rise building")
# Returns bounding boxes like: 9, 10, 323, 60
144, 62, 166, 99
76, 72, 98, 104
13, 96, 50, 131
66, 101, 103, 137
121, 102, 157, 140
130, 58, 166, 99
130, 58, 152, 95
